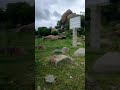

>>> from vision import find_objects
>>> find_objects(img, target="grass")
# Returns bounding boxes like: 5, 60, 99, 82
35, 38, 85, 90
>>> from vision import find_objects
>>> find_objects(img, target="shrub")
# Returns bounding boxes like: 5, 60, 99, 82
35, 30, 38, 35
38, 27, 51, 37
77, 28, 85, 36
65, 30, 72, 39
51, 31, 58, 35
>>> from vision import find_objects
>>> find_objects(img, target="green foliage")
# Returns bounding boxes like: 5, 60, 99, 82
77, 28, 85, 36
64, 21, 69, 30
51, 31, 58, 35
57, 20, 62, 28
81, 15, 85, 28
65, 30, 72, 39
35, 30, 38, 35
38, 27, 51, 37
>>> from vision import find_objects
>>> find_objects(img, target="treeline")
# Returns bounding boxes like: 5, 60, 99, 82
35, 15, 85, 37
35, 27, 59, 37
0, 2, 34, 29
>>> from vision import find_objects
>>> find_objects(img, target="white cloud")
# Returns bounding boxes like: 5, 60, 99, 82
35, 0, 85, 29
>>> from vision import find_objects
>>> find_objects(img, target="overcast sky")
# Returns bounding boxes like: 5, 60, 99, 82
35, 0, 85, 29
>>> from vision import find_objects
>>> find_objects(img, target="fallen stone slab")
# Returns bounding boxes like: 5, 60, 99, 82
42, 35, 62, 40
93, 52, 120, 73
74, 48, 85, 57
49, 55, 73, 66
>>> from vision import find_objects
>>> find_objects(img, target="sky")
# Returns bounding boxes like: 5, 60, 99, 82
35, 0, 85, 29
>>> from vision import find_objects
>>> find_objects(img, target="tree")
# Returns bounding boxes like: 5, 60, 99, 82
38, 27, 51, 37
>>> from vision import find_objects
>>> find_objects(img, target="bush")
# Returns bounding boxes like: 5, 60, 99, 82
38, 27, 51, 37
65, 30, 72, 39
51, 31, 58, 35
77, 28, 85, 36
35, 30, 38, 35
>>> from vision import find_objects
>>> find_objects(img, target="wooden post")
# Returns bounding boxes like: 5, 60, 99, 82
73, 28, 77, 47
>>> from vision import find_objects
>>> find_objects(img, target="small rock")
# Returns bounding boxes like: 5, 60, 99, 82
49, 55, 73, 66
74, 48, 85, 57
61, 47, 69, 54
70, 76, 73, 79
37, 86, 41, 90
35, 45, 46, 50
45, 75, 55, 83
81, 62, 84, 65
77, 42, 82, 46
54, 49, 62, 54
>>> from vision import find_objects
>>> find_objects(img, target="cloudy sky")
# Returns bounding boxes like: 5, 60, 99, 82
35, 0, 85, 29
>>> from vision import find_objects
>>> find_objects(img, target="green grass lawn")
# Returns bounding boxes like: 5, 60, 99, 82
35, 38, 85, 90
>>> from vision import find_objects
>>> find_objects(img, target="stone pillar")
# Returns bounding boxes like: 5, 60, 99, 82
73, 28, 77, 47
90, 6, 101, 51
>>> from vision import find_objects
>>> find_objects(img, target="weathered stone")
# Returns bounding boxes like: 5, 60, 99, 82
61, 47, 69, 54
45, 75, 55, 83
74, 48, 85, 57
93, 52, 120, 73
35, 45, 46, 50
49, 55, 73, 66
61, 9, 73, 23
37, 86, 41, 90
67, 13, 76, 19
43, 35, 62, 40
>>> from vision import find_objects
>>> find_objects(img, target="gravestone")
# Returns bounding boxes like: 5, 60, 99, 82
61, 47, 69, 55
74, 48, 85, 57
49, 55, 73, 66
